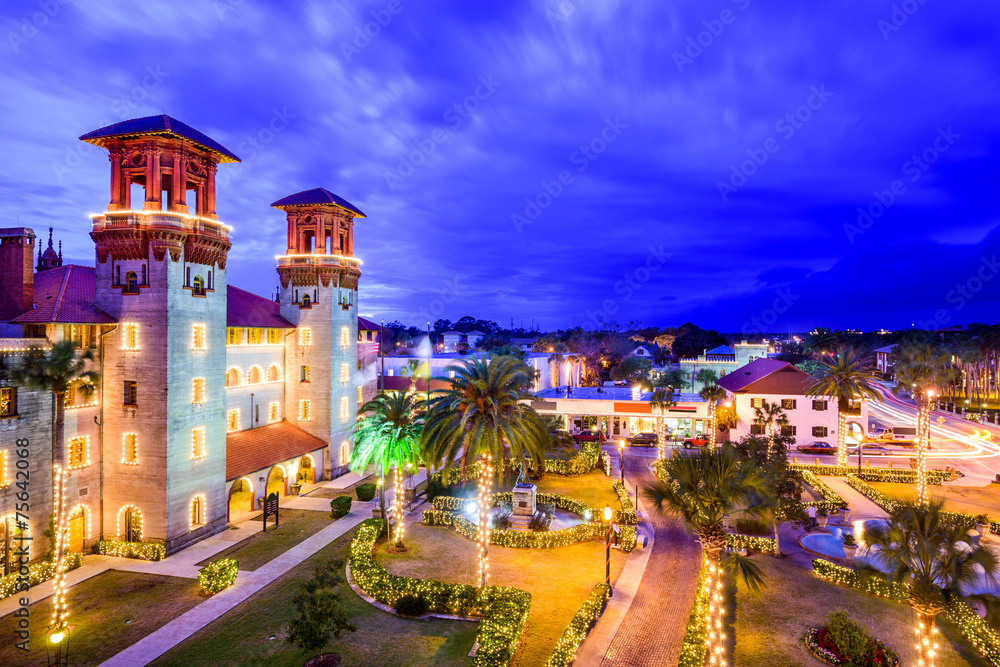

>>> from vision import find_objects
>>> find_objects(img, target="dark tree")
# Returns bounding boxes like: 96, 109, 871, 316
286, 559, 356, 662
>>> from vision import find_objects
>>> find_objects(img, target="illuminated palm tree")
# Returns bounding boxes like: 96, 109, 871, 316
892, 342, 955, 505
863, 500, 999, 666
651, 384, 676, 459
807, 346, 883, 468
699, 383, 727, 452
12, 340, 99, 638
350, 392, 423, 548
752, 400, 788, 457
421, 356, 547, 586
645, 448, 771, 664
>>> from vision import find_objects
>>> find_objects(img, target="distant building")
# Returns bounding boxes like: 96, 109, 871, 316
441, 331, 463, 353
874, 344, 895, 375
678, 340, 771, 392
629, 345, 653, 358
466, 330, 486, 348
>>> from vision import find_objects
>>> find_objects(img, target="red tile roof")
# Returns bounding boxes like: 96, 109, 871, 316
358, 316, 380, 330
10, 265, 116, 324
227, 286, 294, 328
716, 358, 794, 393
225, 421, 327, 481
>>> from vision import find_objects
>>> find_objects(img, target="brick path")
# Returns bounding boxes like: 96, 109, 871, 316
600, 456, 702, 666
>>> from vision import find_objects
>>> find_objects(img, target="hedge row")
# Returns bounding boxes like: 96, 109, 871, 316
433, 492, 603, 523
812, 558, 1000, 665
611, 480, 638, 525
97, 540, 166, 561
799, 470, 849, 512
677, 555, 711, 667
845, 475, 1000, 534
544, 583, 611, 667
422, 510, 605, 548
726, 533, 778, 556
790, 463, 950, 485
434, 442, 603, 486
349, 519, 531, 667
0, 553, 84, 601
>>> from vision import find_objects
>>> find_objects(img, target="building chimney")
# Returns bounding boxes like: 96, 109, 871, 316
0, 227, 35, 321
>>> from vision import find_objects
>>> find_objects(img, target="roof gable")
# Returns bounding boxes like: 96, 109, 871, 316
716, 358, 811, 394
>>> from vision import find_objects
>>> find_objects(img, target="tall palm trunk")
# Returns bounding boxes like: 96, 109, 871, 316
379, 462, 387, 536
703, 539, 727, 666
916, 394, 929, 506
773, 520, 781, 556
915, 610, 939, 667
393, 465, 405, 547
50, 391, 69, 633
836, 405, 847, 468
708, 402, 716, 453
476, 454, 493, 587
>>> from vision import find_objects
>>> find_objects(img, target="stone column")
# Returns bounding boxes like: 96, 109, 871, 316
205, 162, 217, 219
143, 144, 162, 211
109, 148, 123, 210
170, 150, 187, 213
315, 212, 325, 254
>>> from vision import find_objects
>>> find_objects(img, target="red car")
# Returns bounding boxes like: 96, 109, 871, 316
796, 441, 836, 455
683, 434, 710, 448
573, 430, 606, 443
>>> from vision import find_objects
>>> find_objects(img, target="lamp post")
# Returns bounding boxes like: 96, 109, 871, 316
618, 439, 625, 483
604, 505, 613, 595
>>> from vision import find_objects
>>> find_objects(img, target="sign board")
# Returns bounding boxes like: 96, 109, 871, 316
262, 492, 280, 532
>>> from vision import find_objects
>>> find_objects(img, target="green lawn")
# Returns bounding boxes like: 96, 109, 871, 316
380, 519, 628, 667
533, 468, 619, 510
153, 529, 477, 667
733, 557, 990, 667
868, 481, 1000, 520
0, 570, 201, 667
198, 509, 337, 570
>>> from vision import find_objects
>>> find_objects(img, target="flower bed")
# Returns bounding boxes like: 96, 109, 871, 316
845, 475, 1000, 533
0, 553, 84, 601
677, 556, 710, 667
198, 558, 239, 595
804, 626, 899, 666
543, 582, 611, 667
790, 464, 949, 485
349, 519, 531, 667
97, 540, 166, 561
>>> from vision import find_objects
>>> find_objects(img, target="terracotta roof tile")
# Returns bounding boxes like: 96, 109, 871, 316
226, 421, 327, 481
716, 358, 792, 393
10, 265, 116, 324
227, 286, 294, 328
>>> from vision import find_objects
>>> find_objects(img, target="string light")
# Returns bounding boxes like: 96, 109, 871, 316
705, 559, 727, 666
837, 410, 848, 467
50, 465, 68, 633
393, 465, 405, 547
198, 558, 238, 595
477, 453, 493, 587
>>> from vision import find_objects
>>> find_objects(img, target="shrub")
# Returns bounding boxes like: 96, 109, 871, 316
394, 594, 430, 617
826, 610, 871, 662
198, 558, 239, 595
330, 495, 352, 518
492, 506, 512, 530
97, 540, 166, 561
356, 482, 377, 502
0, 553, 83, 601
529, 510, 552, 532
544, 583, 610, 667
734, 518, 771, 536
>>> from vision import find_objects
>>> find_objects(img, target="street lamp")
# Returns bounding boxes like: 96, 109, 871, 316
604, 505, 613, 595
619, 439, 625, 483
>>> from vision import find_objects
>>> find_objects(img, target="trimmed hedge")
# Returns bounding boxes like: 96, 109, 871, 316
726, 533, 778, 556
790, 464, 950, 485
330, 495, 352, 518
434, 442, 603, 486
97, 540, 166, 561
845, 475, 1000, 534
678, 555, 711, 667
423, 510, 605, 548
433, 492, 605, 523
356, 482, 377, 502
544, 582, 611, 667
812, 558, 1000, 665
800, 470, 849, 512
0, 553, 84, 601
349, 519, 531, 666
611, 480, 638, 525
198, 558, 238, 595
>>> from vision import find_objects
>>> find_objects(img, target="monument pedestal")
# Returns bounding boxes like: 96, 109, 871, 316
512, 483, 537, 516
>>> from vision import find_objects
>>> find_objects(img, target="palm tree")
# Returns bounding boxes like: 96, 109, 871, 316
421, 356, 547, 586
699, 383, 727, 452
863, 500, 1000, 664
804, 327, 839, 360
350, 392, 423, 548
752, 400, 788, 457
651, 384, 676, 459
11, 340, 99, 636
645, 447, 772, 664
893, 342, 955, 505
807, 346, 883, 468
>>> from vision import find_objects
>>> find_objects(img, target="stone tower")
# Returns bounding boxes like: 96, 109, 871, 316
0, 227, 35, 323
80, 115, 239, 552
272, 188, 363, 477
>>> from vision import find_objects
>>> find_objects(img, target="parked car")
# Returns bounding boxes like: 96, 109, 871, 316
796, 441, 837, 455
683, 434, 710, 448
847, 443, 893, 456
573, 430, 606, 443
628, 432, 657, 446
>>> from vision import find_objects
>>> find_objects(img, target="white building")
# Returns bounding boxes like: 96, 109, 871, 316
629, 345, 653, 358
716, 358, 869, 445
678, 340, 771, 393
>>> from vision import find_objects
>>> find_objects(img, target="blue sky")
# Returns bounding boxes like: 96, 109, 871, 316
2, 0, 997, 332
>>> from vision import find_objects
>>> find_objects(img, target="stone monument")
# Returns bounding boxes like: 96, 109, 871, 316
512, 482, 537, 516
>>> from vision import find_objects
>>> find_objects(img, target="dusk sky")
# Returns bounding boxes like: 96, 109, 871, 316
2, 1, 997, 333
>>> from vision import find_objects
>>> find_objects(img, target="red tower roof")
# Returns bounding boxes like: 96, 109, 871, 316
80, 114, 241, 163
270, 188, 366, 217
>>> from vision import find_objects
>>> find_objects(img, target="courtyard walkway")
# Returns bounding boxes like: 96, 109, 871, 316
820, 476, 889, 519
597, 454, 702, 666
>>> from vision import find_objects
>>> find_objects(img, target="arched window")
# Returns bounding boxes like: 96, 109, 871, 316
121, 506, 142, 542
186, 267, 191, 286
193, 275, 203, 294
302, 293, 311, 307
141, 264, 147, 285
125, 271, 137, 292
267, 364, 281, 383
247, 366, 262, 385
190, 495, 205, 527
115, 265, 121, 286
226, 367, 240, 387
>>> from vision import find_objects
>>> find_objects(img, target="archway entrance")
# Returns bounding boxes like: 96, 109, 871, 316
266, 466, 287, 498
122, 506, 142, 542
297, 456, 315, 485
845, 421, 865, 444
69, 506, 86, 553
228, 478, 254, 520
